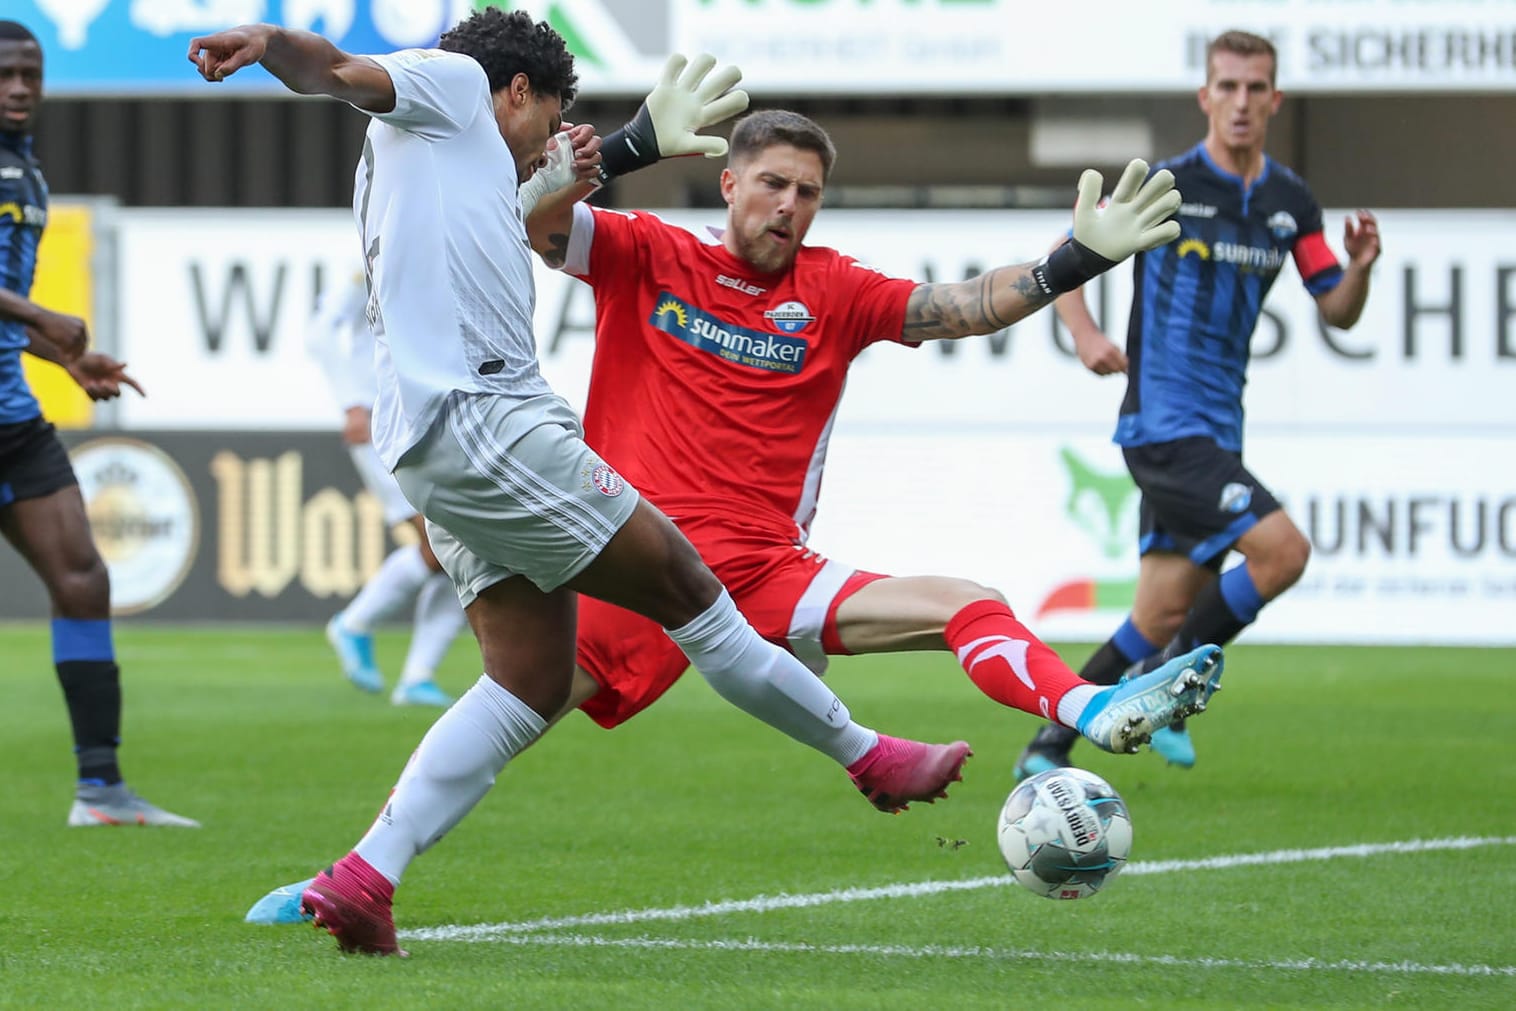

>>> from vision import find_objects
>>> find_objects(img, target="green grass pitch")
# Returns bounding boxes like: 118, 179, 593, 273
1, 624, 1513, 1008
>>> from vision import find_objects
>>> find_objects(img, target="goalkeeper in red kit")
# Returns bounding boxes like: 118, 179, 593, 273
527, 100, 1223, 765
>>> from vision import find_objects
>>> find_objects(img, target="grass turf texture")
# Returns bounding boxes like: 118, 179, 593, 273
1, 624, 1513, 1009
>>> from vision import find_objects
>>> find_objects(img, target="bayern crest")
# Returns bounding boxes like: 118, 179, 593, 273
590, 463, 625, 497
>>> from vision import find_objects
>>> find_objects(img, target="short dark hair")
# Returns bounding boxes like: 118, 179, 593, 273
1206, 30, 1277, 86
729, 110, 837, 181
0, 20, 39, 44
439, 7, 577, 108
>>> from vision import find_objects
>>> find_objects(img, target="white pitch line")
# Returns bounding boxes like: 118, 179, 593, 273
402, 835, 1516, 943
454, 933, 1516, 979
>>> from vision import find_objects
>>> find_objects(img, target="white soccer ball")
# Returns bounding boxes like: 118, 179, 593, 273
997, 767, 1133, 900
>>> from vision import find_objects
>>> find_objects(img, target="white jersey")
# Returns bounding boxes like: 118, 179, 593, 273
305, 269, 376, 411
352, 49, 550, 468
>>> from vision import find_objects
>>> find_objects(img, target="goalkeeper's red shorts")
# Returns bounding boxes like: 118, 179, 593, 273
576, 512, 886, 729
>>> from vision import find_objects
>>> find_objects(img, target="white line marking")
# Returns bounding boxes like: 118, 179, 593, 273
402, 834, 1516, 943
455, 933, 1516, 978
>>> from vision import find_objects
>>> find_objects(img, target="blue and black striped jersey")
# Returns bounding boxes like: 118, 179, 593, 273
1115, 143, 1342, 452
0, 130, 47, 424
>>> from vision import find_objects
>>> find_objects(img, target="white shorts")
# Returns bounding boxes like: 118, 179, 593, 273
394, 392, 640, 604
348, 441, 418, 527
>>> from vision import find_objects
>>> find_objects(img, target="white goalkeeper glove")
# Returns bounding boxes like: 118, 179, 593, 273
1031, 158, 1183, 298
519, 130, 580, 217
1074, 158, 1182, 259
597, 53, 750, 183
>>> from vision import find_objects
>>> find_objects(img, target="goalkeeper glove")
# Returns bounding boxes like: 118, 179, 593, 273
597, 53, 750, 184
1030, 158, 1183, 297
519, 130, 586, 217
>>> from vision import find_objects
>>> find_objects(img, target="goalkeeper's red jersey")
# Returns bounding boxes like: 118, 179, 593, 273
566, 206, 918, 541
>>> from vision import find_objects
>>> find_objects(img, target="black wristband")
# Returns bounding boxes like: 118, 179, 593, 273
1029, 238, 1119, 298
596, 103, 660, 184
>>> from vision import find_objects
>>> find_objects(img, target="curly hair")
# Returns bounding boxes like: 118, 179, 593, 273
440, 7, 578, 108
729, 110, 837, 181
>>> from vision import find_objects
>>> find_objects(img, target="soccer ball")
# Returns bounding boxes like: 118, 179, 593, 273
997, 767, 1133, 900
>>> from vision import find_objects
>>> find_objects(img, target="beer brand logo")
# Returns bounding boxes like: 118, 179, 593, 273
70, 438, 199, 616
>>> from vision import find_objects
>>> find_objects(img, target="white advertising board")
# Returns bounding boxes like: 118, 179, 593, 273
27, 0, 1516, 96
116, 209, 365, 430
112, 206, 1516, 643
667, 0, 1516, 95
807, 431, 1516, 646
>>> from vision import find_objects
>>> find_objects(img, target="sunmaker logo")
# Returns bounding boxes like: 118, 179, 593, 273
0, 201, 46, 228
649, 293, 809, 374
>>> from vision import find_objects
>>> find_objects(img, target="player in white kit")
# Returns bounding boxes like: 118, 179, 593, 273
305, 270, 465, 707
190, 10, 974, 956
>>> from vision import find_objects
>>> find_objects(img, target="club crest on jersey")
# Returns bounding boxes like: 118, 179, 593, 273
1219, 482, 1253, 513
1267, 210, 1299, 240
650, 293, 809, 374
762, 300, 816, 334
589, 463, 625, 497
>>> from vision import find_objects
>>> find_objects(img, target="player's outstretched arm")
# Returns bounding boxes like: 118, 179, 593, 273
596, 53, 749, 184
188, 24, 395, 112
900, 159, 1179, 343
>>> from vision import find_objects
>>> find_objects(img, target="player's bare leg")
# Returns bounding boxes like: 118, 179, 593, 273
571, 503, 970, 813
303, 575, 575, 955
2, 487, 198, 828
834, 574, 1220, 768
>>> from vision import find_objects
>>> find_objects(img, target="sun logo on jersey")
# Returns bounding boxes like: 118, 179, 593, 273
1176, 238, 1211, 260
654, 299, 689, 330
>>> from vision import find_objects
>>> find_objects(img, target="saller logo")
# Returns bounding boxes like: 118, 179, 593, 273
650, 293, 808, 374
715, 273, 765, 296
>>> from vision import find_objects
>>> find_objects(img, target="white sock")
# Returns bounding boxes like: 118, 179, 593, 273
342, 544, 431, 633
354, 674, 545, 885
665, 590, 878, 767
1060, 684, 1101, 728
398, 573, 468, 688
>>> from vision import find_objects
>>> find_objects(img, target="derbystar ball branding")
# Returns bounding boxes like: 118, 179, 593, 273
649, 293, 809, 374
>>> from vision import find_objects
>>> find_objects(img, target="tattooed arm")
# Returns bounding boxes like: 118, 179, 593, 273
525, 181, 596, 268
902, 158, 1181, 345
900, 259, 1057, 342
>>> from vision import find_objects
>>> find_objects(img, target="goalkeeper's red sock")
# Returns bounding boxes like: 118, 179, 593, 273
944, 600, 1095, 727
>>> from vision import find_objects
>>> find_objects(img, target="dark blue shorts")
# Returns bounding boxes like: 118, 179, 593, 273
1122, 436, 1282, 569
0, 415, 78, 509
